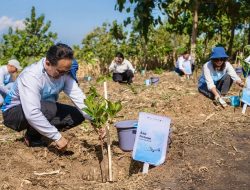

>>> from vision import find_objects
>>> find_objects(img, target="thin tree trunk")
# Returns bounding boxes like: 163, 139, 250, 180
190, 0, 199, 63
172, 34, 177, 68
143, 43, 148, 70
173, 49, 176, 68
248, 25, 250, 45
204, 32, 208, 58
220, 27, 223, 45
228, 25, 235, 56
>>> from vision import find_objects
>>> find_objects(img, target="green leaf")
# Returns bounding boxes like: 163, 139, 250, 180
83, 86, 122, 130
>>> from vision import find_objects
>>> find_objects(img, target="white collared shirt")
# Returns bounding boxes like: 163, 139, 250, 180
109, 59, 135, 73
198, 61, 241, 90
2, 58, 90, 141
176, 55, 193, 70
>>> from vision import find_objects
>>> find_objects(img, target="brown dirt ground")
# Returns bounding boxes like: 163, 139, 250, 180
0, 71, 249, 190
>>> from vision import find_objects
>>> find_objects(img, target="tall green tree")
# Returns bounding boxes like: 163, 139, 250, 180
110, 20, 127, 44
1, 6, 57, 66
116, 0, 249, 61
77, 23, 120, 72
116, 0, 164, 43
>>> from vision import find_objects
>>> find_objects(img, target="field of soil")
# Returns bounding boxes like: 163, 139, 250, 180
0, 71, 249, 190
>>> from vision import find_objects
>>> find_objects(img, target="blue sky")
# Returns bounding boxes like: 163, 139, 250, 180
0, 0, 132, 46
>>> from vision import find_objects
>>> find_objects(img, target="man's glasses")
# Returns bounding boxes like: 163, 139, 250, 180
212, 58, 227, 62
53, 67, 70, 75
56, 69, 70, 75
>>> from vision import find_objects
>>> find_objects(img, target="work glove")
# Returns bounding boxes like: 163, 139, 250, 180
215, 96, 227, 107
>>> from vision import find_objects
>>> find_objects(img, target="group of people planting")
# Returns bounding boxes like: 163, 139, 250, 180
0, 43, 247, 151
175, 47, 245, 107
0, 43, 136, 151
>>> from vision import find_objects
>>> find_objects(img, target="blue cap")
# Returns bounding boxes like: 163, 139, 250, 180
210, 47, 229, 59
70, 59, 79, 83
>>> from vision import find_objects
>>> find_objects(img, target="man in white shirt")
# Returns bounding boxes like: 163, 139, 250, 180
0, 59, 22, 105
109, 52, 135, 84
2, 43, 90, 150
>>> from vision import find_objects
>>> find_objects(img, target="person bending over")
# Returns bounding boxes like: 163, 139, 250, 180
198, 47, 244, 107
2, 43, 91, 150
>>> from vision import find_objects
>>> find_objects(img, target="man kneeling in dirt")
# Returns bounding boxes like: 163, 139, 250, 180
109, 52, 135, 84
1, 43, 91, 150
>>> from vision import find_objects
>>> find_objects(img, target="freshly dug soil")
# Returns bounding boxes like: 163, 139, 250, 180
0, 71, 249, 190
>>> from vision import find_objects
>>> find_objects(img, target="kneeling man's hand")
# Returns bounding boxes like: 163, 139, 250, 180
55, 136, 68, 151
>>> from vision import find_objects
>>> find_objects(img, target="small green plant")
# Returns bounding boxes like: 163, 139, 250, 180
83, 85, 122, 182
83, 86, 122, 182
237, 45, 250, 77
83, 86, 122, 129
127, 84, 138, 94
153, 67, 165, 74
96, 74, 112, 83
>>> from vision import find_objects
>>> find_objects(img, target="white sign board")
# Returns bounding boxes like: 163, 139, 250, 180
183, 61, 192, 75
241, 88, 250, 105
246, 76, 250, 89
132, 112, 171, 166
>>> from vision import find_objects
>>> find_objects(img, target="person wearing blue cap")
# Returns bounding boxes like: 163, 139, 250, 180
198, 46, 244, 107
70, 59, 79, 83
0, 59, 22, 106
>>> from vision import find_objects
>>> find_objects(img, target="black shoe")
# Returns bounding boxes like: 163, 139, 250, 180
127, 81, 133, 85
24, 133, 46, 147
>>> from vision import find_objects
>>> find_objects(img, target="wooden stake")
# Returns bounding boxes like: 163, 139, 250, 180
242, 103, 247, 114
106, 125, 112, 181
104, 81, 113, 182
142, 163, 149, 174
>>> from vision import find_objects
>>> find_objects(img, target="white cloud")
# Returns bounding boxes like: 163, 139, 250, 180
0, 16, 25, 32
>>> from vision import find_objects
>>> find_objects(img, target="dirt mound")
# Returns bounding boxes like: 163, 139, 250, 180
0, 71, 249, 190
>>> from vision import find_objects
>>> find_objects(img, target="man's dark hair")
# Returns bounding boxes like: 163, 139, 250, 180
115, 52, 124, 59
46, 43, 74, 66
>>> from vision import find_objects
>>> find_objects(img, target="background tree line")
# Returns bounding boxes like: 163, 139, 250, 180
0, 1, 249, 74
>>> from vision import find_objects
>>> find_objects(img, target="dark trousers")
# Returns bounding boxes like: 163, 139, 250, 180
198, 74, 233, 99
175, 68, 185, 76
175, 64, 195, 76
112, 70, 134, 84
3, 101, 84, 140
